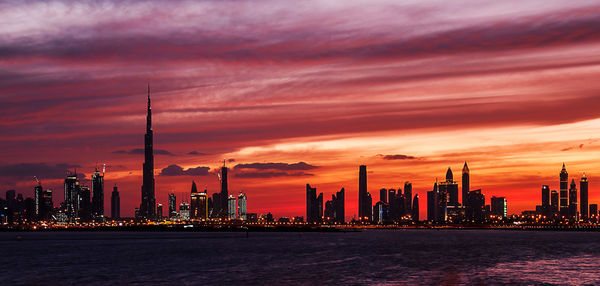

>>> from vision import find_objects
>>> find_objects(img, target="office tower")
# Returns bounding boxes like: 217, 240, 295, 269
34, 183, 43, 220
220, 162, 229, 218
324, 200, 334, 222
156, 204, 163, 220
589, 204, 598, 222
388, 189, 396, 204
64, 172, 79, 219
227, 195, 236, 219
5, 190, 15, 223
15, 194, 24, 222
306, 184, 324, 223
365, 192, 372, 221
541, 185, 550, 217
568, 179, 578, 219
91, 168, 104, 219
358, 165, 368, 220
380, 188, 387, 203
111, 186, 120, 219
490, 196, 507, 218
77, 186, 91, 221
199, 189, 208, 220
317, 193, 323, 223
41, 189, 53, 220
440, 167, 459, 207
23, 198, 35, 222
179, 202, 190, 220
462, 162, 469, 206
190, 181, 201, 219
580, 174, 588, 220
168, 193, 176, 218
140, 85, 156, 220
550, 190, 559, 215
466, 189, 485, 222
335, 188, 345, 223
373, 201, 389, 224
211, 193, 221, 218
412, 194, 419, 221
427, 181, 438, 222
559, 163, 568, 216
404, 182, 412, 213
238, 192, 247, 221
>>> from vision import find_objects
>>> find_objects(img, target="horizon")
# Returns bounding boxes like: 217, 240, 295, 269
2, 0, 600, 220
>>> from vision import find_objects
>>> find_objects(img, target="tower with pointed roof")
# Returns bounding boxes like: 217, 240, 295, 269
462, 162, 470, 207
559, 163, 569, 216
140, 84, 156, 219
581, 173, 589, 220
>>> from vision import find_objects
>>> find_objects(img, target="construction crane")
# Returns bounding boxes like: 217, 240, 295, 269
33, 176, 41, 186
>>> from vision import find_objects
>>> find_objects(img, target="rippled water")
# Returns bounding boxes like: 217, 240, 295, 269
2, 230, 600, 285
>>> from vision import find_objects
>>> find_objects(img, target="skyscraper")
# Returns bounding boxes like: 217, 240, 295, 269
568, 179, 578, 219
411, 194, 419, 222
559, 163, 568, 216
335, 188, 345, 223
440, 167, 459, 206
91, 168, 104, 219
462, 162, 469, 206
580, 174, 588, 220
541, 185, 550, 216
168, 193, 176, 219
140, 85, 156, 220
490, 196, 507, 218
306, 184, 323, 223
34, 182, 43, 220
111, 186, 120, 219
64, 171, 80, 220
550, 190, 559, 215
156, 204, 163, 220
404, 182, 412, 213
227, 195, 236, 219
238, 192, 247, 221
77, 186, 91, 221
358, 165, 368, 220
190, 181, 201, 219
179, 202, 190, 220
220, 162, 229, 218
590, 204, 598, 222
380, 188, 387, 203
199, 189, 208, 220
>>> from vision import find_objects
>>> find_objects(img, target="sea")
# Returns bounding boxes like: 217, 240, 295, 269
1, 229, 599, 285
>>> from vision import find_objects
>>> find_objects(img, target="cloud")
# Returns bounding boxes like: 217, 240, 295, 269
187, 151, 207, 155
228, 159, 236, 163
234, 162, 318, 171
159, 165, 210, 176
113, 148, 175, 156
380, 154, 417, 160
234, 171, 314, 178
0, 163, 84, 179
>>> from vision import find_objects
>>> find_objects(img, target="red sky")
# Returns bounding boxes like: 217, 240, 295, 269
1, 0, 600, 219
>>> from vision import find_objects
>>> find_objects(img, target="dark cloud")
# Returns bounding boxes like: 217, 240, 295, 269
380, 154, 417, 160
0, 163, 84, 180
234, 171, 314, 178
561, 144, 585, 151
187, 151, 207, 155
227, 159, 236, 163
234, 162, 318, 171
113, 148, 175, 156
159, 165, 210, 176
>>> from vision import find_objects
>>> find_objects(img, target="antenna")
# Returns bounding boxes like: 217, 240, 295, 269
102, 163, 106, 175
34, 176, 41, 186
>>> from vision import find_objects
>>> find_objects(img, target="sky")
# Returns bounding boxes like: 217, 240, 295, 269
1, 0, 600, 219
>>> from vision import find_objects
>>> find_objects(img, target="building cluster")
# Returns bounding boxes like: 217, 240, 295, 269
306, 185, 345, 223
530, 163, 596, 222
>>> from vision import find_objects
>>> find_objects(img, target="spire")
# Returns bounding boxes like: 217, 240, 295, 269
146, 84, 152, 132
462, 162, 469, 173
562, 162, 566, 170
446, 167, 453, 182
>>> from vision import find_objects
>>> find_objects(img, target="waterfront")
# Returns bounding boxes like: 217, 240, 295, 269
2, 230, 599, 285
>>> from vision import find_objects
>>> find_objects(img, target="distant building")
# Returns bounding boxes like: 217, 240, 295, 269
358, 165, 371, 220
580, 174, 589, 220
111, 186, 120, 219
373, 201, 389, 224
589, 204, 598, 222
466, 189, 485, 222
77, 186, 91, 221
412, 194, 419, 222
168, 193, 177, 218
440, 167, 459, 207
156, 204, 163, 220
404, 182, 412, 214
490, 196, 507, 218
179, 202, 190, 220
190, 181, 201, 220
64, 172, 80, 220
550, 190, 559, 215
306, 184, 323, 223
559, 164, 569, 216
541, 185, 550, 217
568, 179, 578, 219
228, 195, 236, 219
91, 168, 104, 219
323, 188, 345, 223
220, 164, 229, 218
380, 188, 387, 203
427, 182, 438, 222
238, 192, 247, 221
462, 162, 470, 206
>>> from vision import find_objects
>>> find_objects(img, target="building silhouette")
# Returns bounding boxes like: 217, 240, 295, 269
238, 192, 247, 221
491, 196, 507, 218
77, 186, 91, 221
324, 188, 345, 223
358, 165, 371, 220
559, 163, 569, 216
405, 182, 413, 214
580, 174, 588, 220
412, 194, 419, 221
380, 188, 387, 203
550, 190, 559, 215
541, 185, 550, 217
157, 204, 163, 220
590, 204, 598, 222
168, 193, 176, 219
91, 168, 104, 219
466, 189, 485, 222
227, 195, 236, 219
568, 179, 578, 219
64, 171, 80, 220
140, 85, 156, 219
111, 186, 120, 219
462, 162, 469, 206
220, 162, 229, 218
306, 184, 323, 223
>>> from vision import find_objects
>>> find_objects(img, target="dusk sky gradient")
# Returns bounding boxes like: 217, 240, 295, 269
2, 0, 600, 219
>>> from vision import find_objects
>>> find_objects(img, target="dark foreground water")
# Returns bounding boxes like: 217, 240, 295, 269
1, 230, 600, 285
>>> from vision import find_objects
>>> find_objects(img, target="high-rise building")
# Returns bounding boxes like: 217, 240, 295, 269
156, 204, 163, 220
190, 181, 201, 220
589, 204, 598, 222
41, 189, 52, 221
77, 186, 91, 221
179, 202, 190, 220
358, 165, 369, 220
559, 163, 569, 216
462, 162, 469, 206
306, 184, 324, 223
199, 189, 208, 220
490, 196, 507, 218
227, 195, 236, 219
412, 194, 419, 221
324, 188, 345, 223
373, 201, 389, 224
427, 181, 438, 222
168, 193, 176, 218
550, 190, 559, 215
140, 85, 156, 220
111, 186, 120, 219
220, 163, 229, 218
64, 172, 80, 220
580, 174, 589, 220
91, 168, 104, 219
568, 179, 578, 219
34, 183, 43, 220
440, 167, 459, 207
211, 193, 221, 218
238, 192, 247, 221
541, 185, 550, 216
380, 188, 387, 203
466, 189, 485, 222
404, 182, 412, 213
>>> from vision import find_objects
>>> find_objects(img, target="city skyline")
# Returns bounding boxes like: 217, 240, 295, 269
1, 1, 600, 220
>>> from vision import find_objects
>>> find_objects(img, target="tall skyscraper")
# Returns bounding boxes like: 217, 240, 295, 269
64, 171, 80, 220
168, 193, 176, 218
34, 182, 43, 220
404, 182, 412, 213
199, 189, 208, 220
227, 195, 236, 219
541, 185, 550, 216
411, 194, 419, 221
220, 162, 229, 218
427, 181, 438, 222
590, 204, 598, 222
156, 204, 163, 220
559, 163, 569, 216
190, 181, 201, 219
41, 189, 52, 221
440, 167, 459, 206
77, 186, 91, 221
91, 168, 104, 219
335, 188, 345, 223
462, 162, 469, 206
580, 174, 589, 220
568, 179, 578, 219
550, 190, 559, 215
490, 196, 507, 218
358, 165, 368, 220
179, 202, 190, 220
111, 186, 120, 219
140, 85, 156, 220
380, 188, 387, 203
306, 184, 323, 223
238, 192, 247, 221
